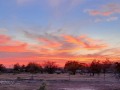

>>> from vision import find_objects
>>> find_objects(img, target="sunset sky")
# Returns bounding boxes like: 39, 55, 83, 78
0, 0, 120, 67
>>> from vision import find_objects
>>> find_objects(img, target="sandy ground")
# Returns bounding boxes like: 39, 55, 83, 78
0, 73, 120, 90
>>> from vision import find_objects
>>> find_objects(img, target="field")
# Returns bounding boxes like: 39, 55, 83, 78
0, 73, 120, 90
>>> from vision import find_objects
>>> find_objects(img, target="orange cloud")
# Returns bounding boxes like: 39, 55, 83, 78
63, 34, 107, 50
63, 35, 85, 46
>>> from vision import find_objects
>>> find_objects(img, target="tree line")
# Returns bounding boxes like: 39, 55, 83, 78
0, 59, 120, 77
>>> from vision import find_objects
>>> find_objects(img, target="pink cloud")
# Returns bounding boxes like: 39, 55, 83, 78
0, 34, 30, 52
0, 43, 28, 52
88, 10, 113, 16
85, 3, 120, 16
0, 34, 11, 44
38, 38, 62, 48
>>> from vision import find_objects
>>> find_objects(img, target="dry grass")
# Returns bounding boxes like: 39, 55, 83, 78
0, 73, 120, 90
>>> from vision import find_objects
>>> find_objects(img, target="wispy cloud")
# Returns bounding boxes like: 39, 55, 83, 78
86, 10, 113, 16
16, 0, 34, 5
23, 31, 107, 56
0, 28, 8, 33
94, 16, 119, 23
85, 3, 120, 17
85, 3, 120, 22
47, 0, 83, 17
16, 0, 83, 7
106, 16, 118, 22
0, 34, 29, 52
63, 34, 107, 50
47, 0, 83, 8
16, 0, 83, 17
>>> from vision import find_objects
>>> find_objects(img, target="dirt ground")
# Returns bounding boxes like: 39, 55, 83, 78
0, 73, 120, 90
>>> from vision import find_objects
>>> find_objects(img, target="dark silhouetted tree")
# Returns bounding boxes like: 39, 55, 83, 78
43, 61, 58, 74
114, 62, 120, 80
90, 60, 101, 76
13, 63, 21, 74
26, 62, 42, 73
114, 62, 120, 74
102, 59, 111, 78
0, 64, 6, 73
20, 65, 26, 72
64, 61, 81, 75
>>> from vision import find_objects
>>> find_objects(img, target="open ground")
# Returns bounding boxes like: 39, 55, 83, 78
0, 73, 120, 90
